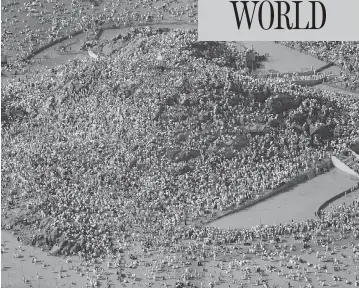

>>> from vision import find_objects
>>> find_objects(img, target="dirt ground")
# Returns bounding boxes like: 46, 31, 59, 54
2, 224, 359, 288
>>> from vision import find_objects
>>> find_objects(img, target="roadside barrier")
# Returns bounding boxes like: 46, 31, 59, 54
317, 181, 359, 218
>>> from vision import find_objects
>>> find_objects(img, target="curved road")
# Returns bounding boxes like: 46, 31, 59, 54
209, 168, 358, 229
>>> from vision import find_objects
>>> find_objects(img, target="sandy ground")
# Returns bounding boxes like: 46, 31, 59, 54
1, 231, 86, 288
2, 226, 359, 288
209, 169, 358, 229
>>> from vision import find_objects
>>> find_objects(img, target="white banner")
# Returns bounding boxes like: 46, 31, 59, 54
198, 0, 359, 41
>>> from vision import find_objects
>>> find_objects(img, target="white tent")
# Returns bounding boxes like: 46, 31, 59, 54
88, 49, 98, 59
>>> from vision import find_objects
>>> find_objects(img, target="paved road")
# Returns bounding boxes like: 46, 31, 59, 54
209, 168, 357, 229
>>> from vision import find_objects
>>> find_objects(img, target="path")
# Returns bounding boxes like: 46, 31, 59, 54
99, 23, 195, 41
241, 41, 341, 75
208, 168, 357, 229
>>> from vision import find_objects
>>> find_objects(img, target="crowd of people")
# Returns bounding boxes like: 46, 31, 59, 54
1, 0, 197, 75
2, 29, 359, 263
4, 193, 359, 288
279, 41, 359, 92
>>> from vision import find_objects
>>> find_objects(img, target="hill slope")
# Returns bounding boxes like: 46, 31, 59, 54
2, 28, 359, 257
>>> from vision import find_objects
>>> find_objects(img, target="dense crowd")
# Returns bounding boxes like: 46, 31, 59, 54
2, 29, 359, 260
279, 41, 359, 92
1, 0, 196, 75
343, 153, 359, 174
